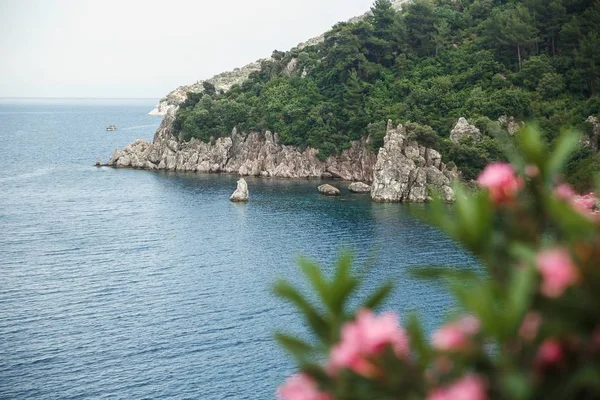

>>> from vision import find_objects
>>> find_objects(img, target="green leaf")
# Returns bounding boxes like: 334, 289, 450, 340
298, 257, 331, 309
274, 280, 331, 342
503, 263, 536, 338
546, 129, 581, 183
334, 250, 354, 283
362, 282, 393, 310
502, 372, 531, 400
517, 123, 545, 166
405, 313, 432, 364
562, 365, 600, 396
448, 278, 498, 335
410, 266, 480, 282
545, 196, 596, 236
275, 332, 315, 361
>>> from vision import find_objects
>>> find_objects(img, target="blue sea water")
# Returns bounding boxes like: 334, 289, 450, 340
0, 99, 476, 399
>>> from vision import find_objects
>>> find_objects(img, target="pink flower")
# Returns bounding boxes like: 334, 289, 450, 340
431, 316, 480, 352
519, 312, 542, 342
555, 183, 576, 200
327, 309, 409, 376
427, 374, 487, 400
277, 373, 331, 400
477, 163, 523, 205
573, 193, 597, 212
555, 184, 598, 217
535, 339, 563, 366
536, 248, 579, 298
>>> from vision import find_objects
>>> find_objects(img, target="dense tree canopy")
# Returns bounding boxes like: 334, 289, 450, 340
173, 0, 600, 184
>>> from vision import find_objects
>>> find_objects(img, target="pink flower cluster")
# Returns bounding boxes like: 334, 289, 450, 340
427, 374, 487, 400
477, 163, 523, 205
278, 309, 409, 399
555, 184, 598, 217
536, 248, 579, 298
431, 316, 480, 352
535, 339, 564, 366
277, 374, 331, 400
519, 312, 543, 342
328, 309, 409, 377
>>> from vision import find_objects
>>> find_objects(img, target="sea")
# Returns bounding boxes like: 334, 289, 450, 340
0, 98, 476, 399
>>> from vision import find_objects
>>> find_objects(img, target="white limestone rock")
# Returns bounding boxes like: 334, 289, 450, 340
498, 115, 524, 136
450, 117, 482, 143
318, 184, 340, 196
371, 121, 456, 203
348, 182, 371, 193
230, 178, 249, 202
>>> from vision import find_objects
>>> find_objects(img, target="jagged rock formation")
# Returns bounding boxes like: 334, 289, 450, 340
230, 178, 249, 202
107, 109, 376, 181
498, 115, 523, 136
371, 121, 457, 203
349, 182, 371, 193
105, 117, 457, 203
148, 59, 268, 116
318, 184, 340, 196
450, 117, 482, 144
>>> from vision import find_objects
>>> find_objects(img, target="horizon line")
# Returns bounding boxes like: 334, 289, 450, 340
0, 96, 160, 100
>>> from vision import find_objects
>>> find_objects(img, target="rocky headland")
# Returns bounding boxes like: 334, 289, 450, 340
113, 0, 461, 203
104, 115, 457, 202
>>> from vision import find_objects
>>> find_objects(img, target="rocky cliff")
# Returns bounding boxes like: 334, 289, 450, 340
371, 121, 457, 202
125, 0, 457, 203
105, 117, 456, 202
108, 109, 376, 182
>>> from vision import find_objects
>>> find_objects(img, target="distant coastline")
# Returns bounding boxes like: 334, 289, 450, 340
0, 98, 160, 106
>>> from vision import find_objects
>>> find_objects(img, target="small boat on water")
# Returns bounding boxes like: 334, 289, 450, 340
106, 125, 117, 131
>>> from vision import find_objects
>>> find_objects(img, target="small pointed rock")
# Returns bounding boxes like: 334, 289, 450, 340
230, 178, 249, 202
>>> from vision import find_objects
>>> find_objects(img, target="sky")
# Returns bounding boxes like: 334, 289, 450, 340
0, 0, 376, 99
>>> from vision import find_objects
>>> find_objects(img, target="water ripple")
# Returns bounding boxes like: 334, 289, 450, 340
0, 101, 478, 399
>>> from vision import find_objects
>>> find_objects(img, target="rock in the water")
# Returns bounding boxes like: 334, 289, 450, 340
230, 178, 249, 202
450, 117, 481, 143
318, 184, 340, 196
349, 182, 371, 193
371, 121, 455, 203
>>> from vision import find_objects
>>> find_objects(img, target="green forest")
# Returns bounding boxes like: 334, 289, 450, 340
173, 0, 600, 186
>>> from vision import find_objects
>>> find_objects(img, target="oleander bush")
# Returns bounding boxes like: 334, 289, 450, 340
275, 125, 600, 400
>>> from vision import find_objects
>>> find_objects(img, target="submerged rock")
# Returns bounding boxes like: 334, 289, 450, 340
230, 178, 249, 202
318, 184, 340, 196
349, 182, 371, 193
450, 117, 481, 143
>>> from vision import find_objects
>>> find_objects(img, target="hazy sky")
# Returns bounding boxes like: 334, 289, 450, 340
0, 0, 376, 99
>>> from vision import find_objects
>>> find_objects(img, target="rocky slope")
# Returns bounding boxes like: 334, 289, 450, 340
148, 0, 408, 116
371, 121, 457, 202
105, 117, 457, 202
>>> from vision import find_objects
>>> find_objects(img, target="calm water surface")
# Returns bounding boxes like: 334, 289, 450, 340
0, 99, 476, 399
